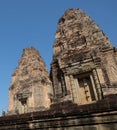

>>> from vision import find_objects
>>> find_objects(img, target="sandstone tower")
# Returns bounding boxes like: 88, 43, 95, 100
1, 8, 117, 130
50, 9, 117, 104
8, 47, 53, 114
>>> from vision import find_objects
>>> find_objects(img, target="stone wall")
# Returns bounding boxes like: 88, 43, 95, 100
1, 96, 117, 130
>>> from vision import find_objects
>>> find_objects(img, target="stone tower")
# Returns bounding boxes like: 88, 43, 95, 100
8, 47, 53, 114
50, 9, 117, 104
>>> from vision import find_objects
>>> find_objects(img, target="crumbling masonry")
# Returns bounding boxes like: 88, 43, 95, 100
50, 9, 117, 104
1, 8, 117, 130
8, 47, 53, 114
8, 8, 117, 114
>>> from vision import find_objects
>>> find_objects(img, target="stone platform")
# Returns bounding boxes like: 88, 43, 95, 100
0, 95, 117, 130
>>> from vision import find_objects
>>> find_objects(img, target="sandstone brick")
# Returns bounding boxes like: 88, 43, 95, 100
8, 47, 53, 114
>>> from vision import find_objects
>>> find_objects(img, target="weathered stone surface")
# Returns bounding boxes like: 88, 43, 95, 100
1, 96, 117, 130
2, 8, 117, 130
53, 9, 113, 62
51, 8, 117, 105
8, 47, 53, 115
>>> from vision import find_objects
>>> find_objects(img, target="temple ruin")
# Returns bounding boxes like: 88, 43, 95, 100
50, 8, 117, 104
0, 8, 117, 130
8, 47, 53, 114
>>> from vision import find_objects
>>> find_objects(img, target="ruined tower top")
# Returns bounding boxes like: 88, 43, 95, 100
8, 47, 53, 114
53, 8, 113, 65
10, 47, 50, 88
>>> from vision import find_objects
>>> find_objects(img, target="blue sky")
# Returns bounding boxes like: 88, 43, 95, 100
0, 0, 117, 115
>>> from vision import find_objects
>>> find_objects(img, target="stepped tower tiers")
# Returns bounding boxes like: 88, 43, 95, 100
8, 47, 53, 115
50, 8, 117, 104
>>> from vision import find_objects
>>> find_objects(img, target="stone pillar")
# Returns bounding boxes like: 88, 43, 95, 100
64, 75, 72, 95
92, 69, 102, 100
60, 73, 67, 96
96, 68, 105, 85
69, 75, 80, 103
90, 74, 98, 100
51, 62, 63, 98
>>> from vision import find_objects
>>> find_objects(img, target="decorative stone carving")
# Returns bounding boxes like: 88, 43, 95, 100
8, 8, 117, 114
50, 8, 117, 104
2, 8, 117, 130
